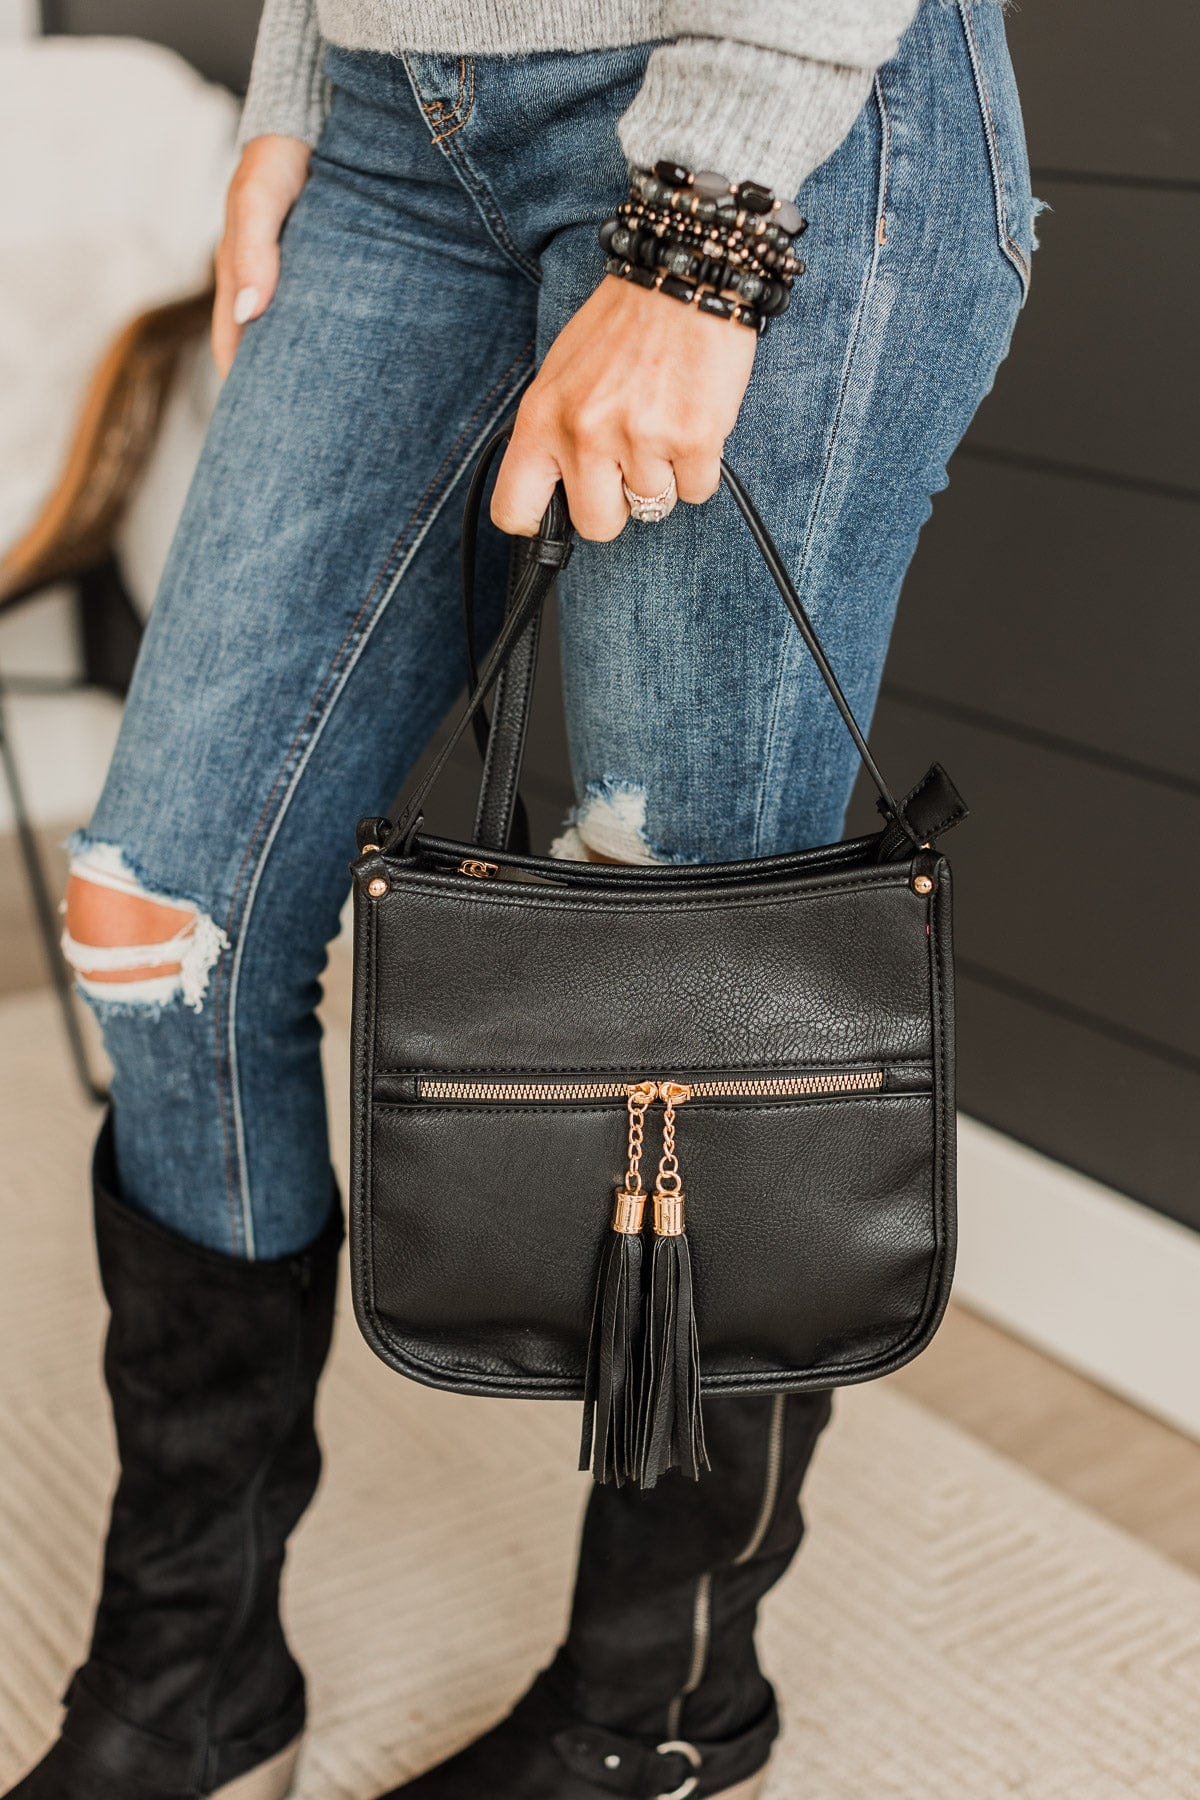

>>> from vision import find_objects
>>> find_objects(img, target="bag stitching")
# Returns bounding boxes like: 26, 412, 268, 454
372, 1057, 928, 1078
368, 872, 923, 916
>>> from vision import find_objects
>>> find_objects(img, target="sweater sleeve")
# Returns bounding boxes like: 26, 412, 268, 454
237, 0, 329, 149
618, 0, 920, 197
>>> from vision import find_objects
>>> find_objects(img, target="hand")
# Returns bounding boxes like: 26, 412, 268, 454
491, 276, 757, 541
212, 135, 312, 377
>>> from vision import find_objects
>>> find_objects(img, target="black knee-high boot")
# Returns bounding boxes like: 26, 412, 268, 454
378, 1389, 832, 1799
6, 1120, 341, 1800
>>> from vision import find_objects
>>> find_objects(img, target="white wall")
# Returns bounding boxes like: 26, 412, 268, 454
0, 0, 36, 40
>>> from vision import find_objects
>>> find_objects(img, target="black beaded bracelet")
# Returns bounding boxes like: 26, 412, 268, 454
600, 160, 807, 333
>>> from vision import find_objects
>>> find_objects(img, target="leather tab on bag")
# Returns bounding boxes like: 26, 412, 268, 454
876, 762, 968, 863
355, 816, 392, 855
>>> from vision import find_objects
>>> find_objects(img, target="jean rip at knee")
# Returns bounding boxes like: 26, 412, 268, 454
550, 780, 704, 866
62, 839, 229, 1015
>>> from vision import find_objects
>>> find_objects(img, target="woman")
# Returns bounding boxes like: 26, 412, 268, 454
14, 1, 1031, 1796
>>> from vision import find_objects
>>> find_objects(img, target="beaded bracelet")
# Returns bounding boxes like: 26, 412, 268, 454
599, 160, 807, 333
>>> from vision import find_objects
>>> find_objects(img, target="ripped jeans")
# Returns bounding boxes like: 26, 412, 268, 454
68, 0, 1030, 1260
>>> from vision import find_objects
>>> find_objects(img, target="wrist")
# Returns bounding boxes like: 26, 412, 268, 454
599, 159, 807, 336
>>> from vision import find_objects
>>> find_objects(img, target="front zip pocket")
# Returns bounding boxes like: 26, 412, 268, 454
413, 1068, 890, 1104
398, 1068, 910, 1259
364, 1057, 939, 1401
377, 1064, 922, 1486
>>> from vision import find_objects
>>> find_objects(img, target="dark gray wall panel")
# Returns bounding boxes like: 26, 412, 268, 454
43, 1, 262, 91
968, 184, 1200, 493
855, 699, 1200, 1062
1006, 0, 1200, 185
957, 972, 1200, 1234
887, 456, 1200, 784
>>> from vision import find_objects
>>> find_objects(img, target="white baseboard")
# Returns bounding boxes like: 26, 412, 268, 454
955, 1115, 1200, 1442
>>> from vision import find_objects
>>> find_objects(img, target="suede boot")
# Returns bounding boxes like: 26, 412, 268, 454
377, 1389, 832, 1798
5, 1120, 341, 1800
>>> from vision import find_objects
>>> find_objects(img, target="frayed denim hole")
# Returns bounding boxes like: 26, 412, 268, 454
550, 781, 703, 867
63, 839, 230, 1014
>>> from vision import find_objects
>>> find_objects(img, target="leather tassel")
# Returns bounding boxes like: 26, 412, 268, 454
579, 1209, 643, 1485
579, 1084, 656, 1486
636, 1085, 709, 1489
636, 1203, 709, 1488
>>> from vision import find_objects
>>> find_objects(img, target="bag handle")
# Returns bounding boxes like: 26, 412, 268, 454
386, 422, 917, 855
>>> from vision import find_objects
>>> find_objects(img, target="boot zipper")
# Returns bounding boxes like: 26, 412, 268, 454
667, 1392, 787, 1739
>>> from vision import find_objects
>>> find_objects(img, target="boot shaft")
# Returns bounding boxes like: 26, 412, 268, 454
51, 1121, 341, 1791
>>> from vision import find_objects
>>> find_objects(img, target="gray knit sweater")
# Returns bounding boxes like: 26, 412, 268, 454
239, 0, 921, 195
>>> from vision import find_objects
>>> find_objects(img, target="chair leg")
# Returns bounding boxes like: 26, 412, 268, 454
0, 679, 107, 1104
78, 556, 144, 698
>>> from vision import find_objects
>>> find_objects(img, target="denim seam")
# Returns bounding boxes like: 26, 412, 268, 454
749, 76, 891, 856
431, 56, 476, 145
399, 54, 542, 287
421, 54, 467, 121
957, 0, 1030, 297
212, 340, 535, 1255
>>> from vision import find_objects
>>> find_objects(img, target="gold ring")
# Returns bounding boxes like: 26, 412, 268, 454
622, 474, 678, 524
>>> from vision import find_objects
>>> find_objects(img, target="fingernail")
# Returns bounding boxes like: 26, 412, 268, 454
232, 287, 259, 326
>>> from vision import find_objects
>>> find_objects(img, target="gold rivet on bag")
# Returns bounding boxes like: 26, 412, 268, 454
367, 877, 388, 898
912, 873, 934, 895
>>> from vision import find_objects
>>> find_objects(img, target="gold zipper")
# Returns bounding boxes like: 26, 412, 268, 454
417, 1077, 635, 1102
415, 1070, 884, 1103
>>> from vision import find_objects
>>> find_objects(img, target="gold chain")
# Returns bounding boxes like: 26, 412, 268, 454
624, 1081, 657, 1195
654, 1081, 691, 1196
612, 1082, 657, 1235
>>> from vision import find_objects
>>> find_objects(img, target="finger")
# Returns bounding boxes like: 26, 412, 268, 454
560, 454, 630, 542
211, 255, 240, 378
490, 431, 563, 537
673, 450, 723, 506
210, 191, 284, 377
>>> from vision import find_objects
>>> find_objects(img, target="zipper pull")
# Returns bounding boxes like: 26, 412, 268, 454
613, 1081, 656, 1232
637, 1078, 708, 1487
459, 859, 499, 879
579, 1079, 658, 1486
652, 1083, 690, 1235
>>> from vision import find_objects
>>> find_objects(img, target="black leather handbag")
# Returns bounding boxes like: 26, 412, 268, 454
349, 425, 966, 1490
